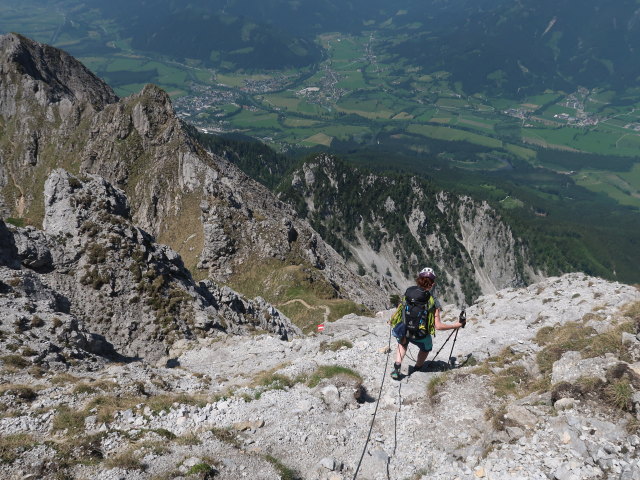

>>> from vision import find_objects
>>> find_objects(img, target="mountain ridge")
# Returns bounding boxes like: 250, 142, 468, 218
0, 33, 386, 323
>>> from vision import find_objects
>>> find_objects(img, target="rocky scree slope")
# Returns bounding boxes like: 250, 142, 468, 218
0, 274, 638, 479
0, 168, 299, 363
279, 155, 538, 305
0, 33, 386, 313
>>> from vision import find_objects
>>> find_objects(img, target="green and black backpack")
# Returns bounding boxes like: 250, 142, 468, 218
400, 286, 436, 339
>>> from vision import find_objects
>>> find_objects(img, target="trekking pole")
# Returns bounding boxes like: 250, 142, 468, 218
448, 328, 459, 368
431, 329, 456, 362
448, 310, 466, 368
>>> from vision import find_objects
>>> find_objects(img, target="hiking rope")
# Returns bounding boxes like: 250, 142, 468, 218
387, 354, 403, 480
352, 324, 393, 480
405, 343, 417, 363
393, 382, 401, 455
387, 347, 402, 480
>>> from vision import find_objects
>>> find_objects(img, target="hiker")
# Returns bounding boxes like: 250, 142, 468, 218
391, 267, 465, 380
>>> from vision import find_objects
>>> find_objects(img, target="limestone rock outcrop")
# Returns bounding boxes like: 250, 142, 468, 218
1, 169, 300, 363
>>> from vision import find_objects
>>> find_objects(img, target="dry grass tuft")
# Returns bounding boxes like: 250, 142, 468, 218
52, 406, 86, 434
427, 373, 449, 404
0, 384, 38, 402
105, 449, 145, 471
319, 339, 353, 352
0, 433, 35, 463
210, 427, 240, 448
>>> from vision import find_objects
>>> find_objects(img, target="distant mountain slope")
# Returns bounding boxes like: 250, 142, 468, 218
278, 155, 538, 305
99, 0, 640, 94
84, 0, 322, 70
384, 0, 640, 95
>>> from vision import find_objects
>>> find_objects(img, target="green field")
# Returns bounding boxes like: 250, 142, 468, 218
407, 124, 503, 148
524, 127, 640, 156
231, 110, 280, 129
576, 171, 640, 208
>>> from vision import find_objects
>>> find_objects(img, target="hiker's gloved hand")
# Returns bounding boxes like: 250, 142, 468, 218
459, 310, 466, 328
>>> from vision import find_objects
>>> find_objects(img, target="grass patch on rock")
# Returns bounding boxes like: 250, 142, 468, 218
264, 454, 301, 480
484, 405, 507, 432
0, 384, 38, 402
175, 432, 201, 446
427, 372, 451, 403
48, 433, 106, 467
1, 354, 30, 369
52, 405, 87, 434
105, 449, 145, 471
604, 379, 634, 411
187, 462, 216, 476
51, 373, 81, 385
210, 427, 240, 448
0, 433, 35, 463
536, 320, 635, 376
307, 365, 362, 388
319, 339, 353, 352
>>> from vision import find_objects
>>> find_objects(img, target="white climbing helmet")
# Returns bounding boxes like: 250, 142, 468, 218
418, 267, 436, 280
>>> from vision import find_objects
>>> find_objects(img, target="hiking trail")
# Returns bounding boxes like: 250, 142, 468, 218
279, 298, 331, 323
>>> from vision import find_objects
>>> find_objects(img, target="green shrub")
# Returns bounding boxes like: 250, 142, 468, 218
86, 243, 108, 264
187, 462, 215, 476
5, 218, 25, 228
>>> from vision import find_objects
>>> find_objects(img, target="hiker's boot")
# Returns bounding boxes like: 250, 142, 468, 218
390, 363, 401, 380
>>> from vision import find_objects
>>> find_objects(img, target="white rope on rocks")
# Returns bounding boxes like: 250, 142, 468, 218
352, 325, 393, 480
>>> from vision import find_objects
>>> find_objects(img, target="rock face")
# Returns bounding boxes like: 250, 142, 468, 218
0, 273, 638, 479
0, 33, 118, 118
0, 263, 112, 370
280, 155, 538, 305
0, 33, 386, 312
0, 169, 299, 363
